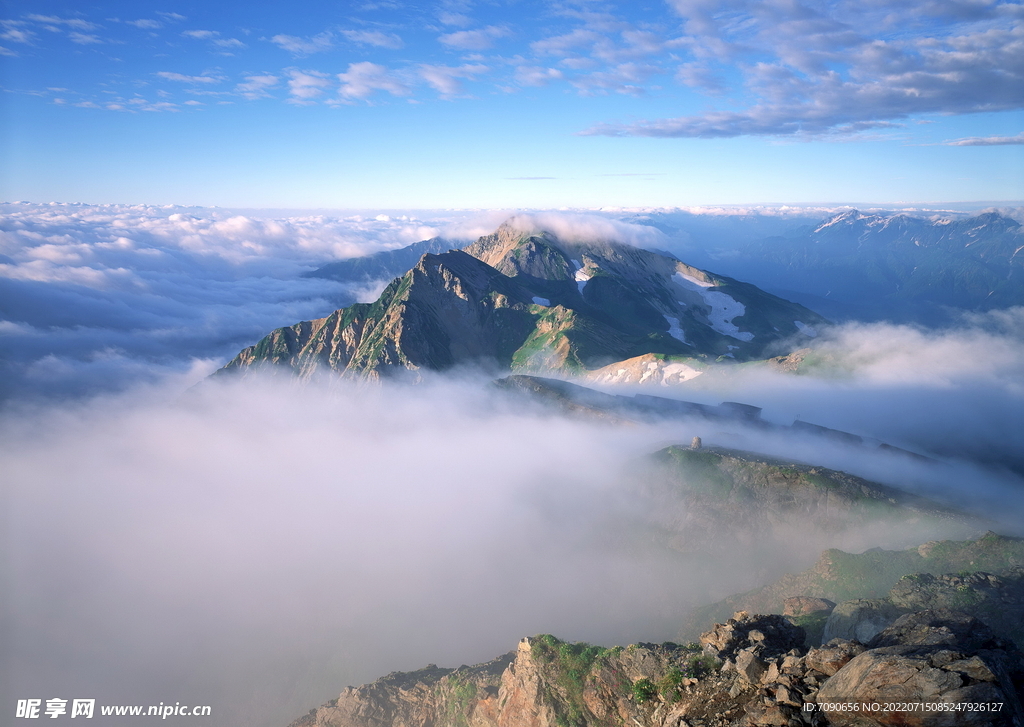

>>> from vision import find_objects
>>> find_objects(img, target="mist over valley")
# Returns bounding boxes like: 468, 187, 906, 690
3, 203, 1024, 726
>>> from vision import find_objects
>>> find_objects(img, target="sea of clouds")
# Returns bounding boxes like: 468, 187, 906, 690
3, 203, 1023, 727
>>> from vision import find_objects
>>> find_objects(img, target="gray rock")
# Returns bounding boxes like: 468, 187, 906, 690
818, 610, 1024, 727
804, 639, 866, 677
701, 612, 806, 661
735, 649, 768, 684
821, 599, 907, 644
868, 609, 1008, 651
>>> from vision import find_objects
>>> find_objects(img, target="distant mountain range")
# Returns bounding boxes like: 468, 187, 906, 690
669, 210, 1024, 324
223, 221, 825, 380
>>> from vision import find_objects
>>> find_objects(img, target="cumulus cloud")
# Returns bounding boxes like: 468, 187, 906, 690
235, 74, 279, 99
418, 63, 488, 96
583, 0, 1024, 138
341, 29, 404, 49
338, 61, 410, 99
284, 69, 333, 102
0, 204, 460, 399
570, 62, 658, 95
438, 25, 508, 50
270, 31, 334, 55
503, 211, 669, 248
514, 65, 563, 87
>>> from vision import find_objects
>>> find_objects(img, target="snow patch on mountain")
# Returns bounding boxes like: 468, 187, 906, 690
795, 320, 817, 337
574, 266, 591, 294
664, 315, 689, 344
705, 291, 754, 341
673, 271, 714, 289
673, 273, 753, 341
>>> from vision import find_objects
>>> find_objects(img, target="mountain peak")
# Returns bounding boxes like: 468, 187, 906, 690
219, 221, 828, 381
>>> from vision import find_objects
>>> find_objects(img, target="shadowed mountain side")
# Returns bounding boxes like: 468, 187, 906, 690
492, 375, 934, 462
691, 210, 1024, 325
221, 222, 828, 380
678, 532, 1024, 644
637, 445, 982, 565
306, 237, 456, 285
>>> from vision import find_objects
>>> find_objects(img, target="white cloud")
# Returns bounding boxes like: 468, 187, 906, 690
182, 29, 218, 40
1, 27, 35, 43
583, 0, 1024, 138
571, 62, 658, 96
126, 19, 161, 30
68, 32, 103, 44
213, 37, 246, 50
944, 132, 1024, 145
25, 14, 97, 30
338, 61, 410, 99
514, 65, 564, 86
270, 31, 334, 55
156, 71, 224, 84
531, 28, 602, 56
341, 29, 404, 49
235, 74, 279, 99
182, 29, 246, 51
0, 203, 462, 398
418, 63, 488, 97
285, 69, 333, 102
438, 25, 508, 50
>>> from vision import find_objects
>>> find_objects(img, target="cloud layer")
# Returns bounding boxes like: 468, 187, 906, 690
3, 204, 1024, 727
0, 203, 462, 399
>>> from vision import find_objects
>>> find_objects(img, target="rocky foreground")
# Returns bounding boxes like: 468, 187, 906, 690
289, 609, 1022, 727
287, 535, 1024, 727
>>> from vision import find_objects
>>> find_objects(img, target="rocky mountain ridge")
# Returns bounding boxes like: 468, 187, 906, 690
285, 534, 1024, 727
691, 210, 1024, 324
679, 532, 1024, 646
288, 604, 1024, 727
220, 222, 826, 380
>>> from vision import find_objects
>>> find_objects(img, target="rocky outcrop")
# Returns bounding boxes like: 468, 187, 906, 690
821, 599, 909, 645
680, 533, 1024, 644
819, 567, 1024, 653
289, 636, 729, 727
817, 610, 1024, 726
287, 604, 1024, 727
645, 447, 979, 564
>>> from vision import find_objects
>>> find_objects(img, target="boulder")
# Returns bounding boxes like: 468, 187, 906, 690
817, 610, 1024, 727
734, 649, 768, 684
867, 609, 1010, 651
804, 638, 867, 677
783, 596, 836, 618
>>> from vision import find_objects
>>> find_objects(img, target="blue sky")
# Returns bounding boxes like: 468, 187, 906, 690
1, 0, 1022, 207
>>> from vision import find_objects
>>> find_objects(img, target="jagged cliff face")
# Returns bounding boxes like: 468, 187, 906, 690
290, 637, 722, 727
290, 605, 1024, 727
220, 222, 827, 380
